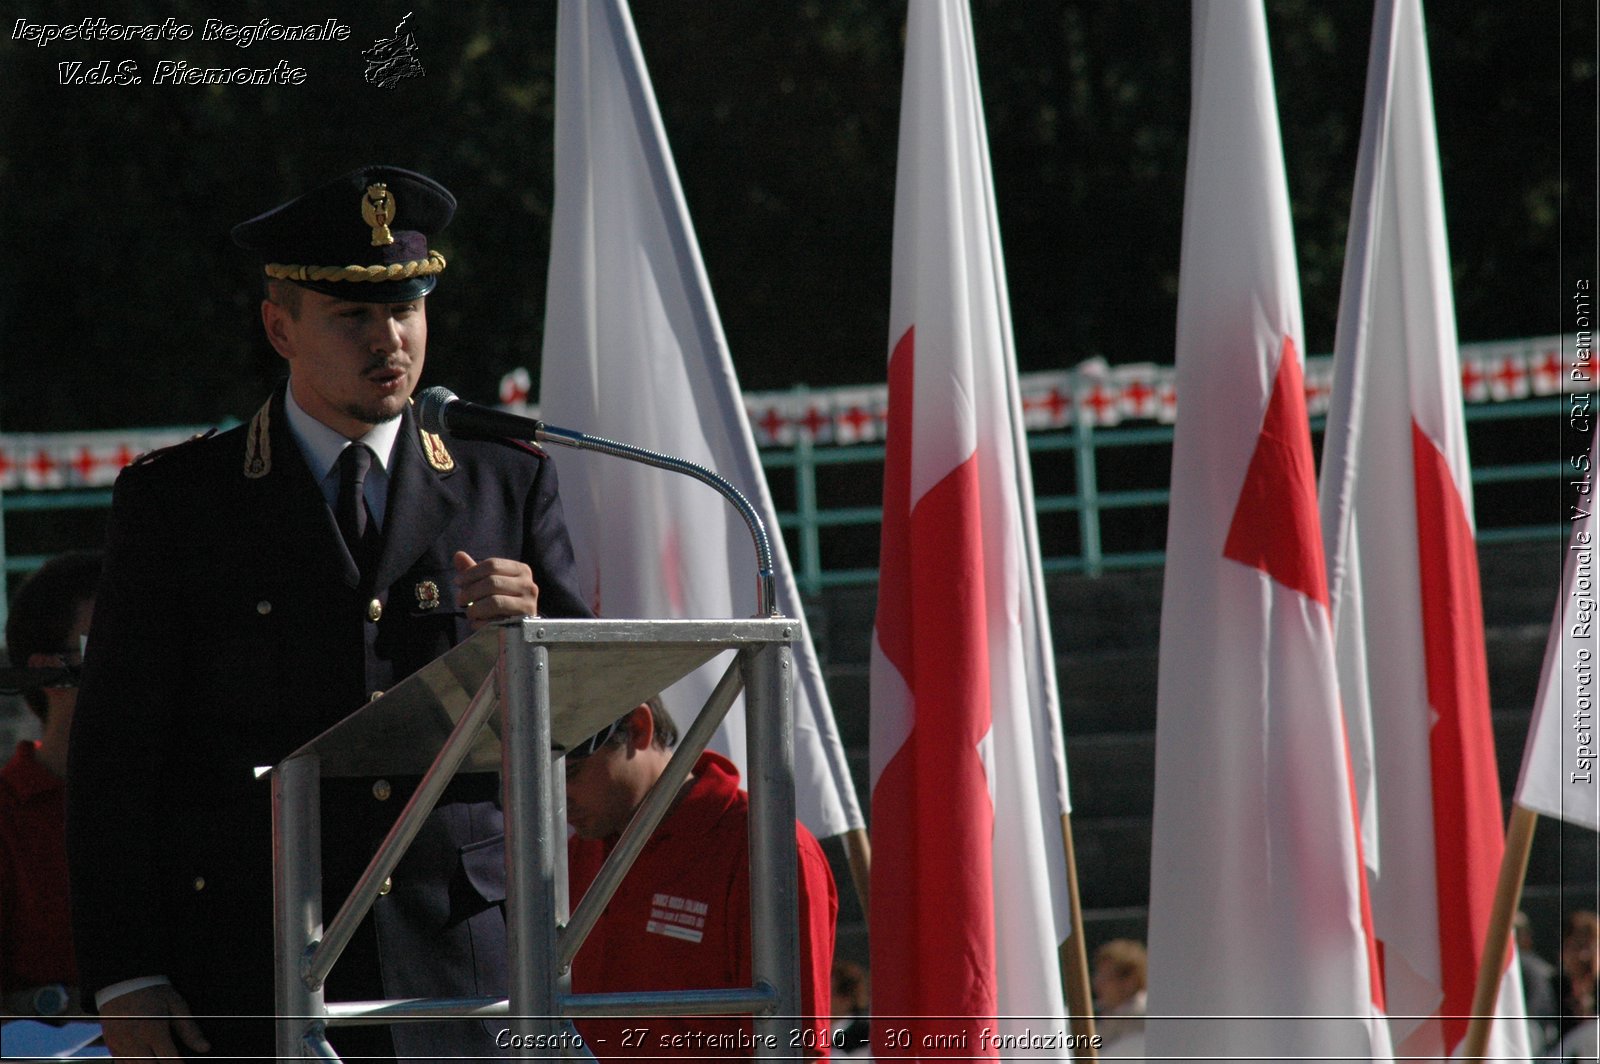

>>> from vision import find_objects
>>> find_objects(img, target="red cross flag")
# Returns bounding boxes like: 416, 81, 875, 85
1145, 2, 1390, 1058
870, 0, 1075, 1054
1318, 1, 1529, 1057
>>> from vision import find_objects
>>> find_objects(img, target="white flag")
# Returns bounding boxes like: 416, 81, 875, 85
1516, 432, 1600, 830
868, 0, 1073, 1053
539, 0, 863, 838
1145, 3, 1390, 1060
1319, 1, 1530, 1057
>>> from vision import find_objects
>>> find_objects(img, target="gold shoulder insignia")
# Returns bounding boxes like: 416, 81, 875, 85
421, 428, 454, 472
243, 398, 272, 479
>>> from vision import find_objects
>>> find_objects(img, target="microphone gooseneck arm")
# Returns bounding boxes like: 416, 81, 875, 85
536, 423, 778, 618
417, 387, 778, 617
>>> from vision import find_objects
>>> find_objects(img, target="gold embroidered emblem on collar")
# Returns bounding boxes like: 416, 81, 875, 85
415, 580, 441, 610
361, 183, 395, 247
421, 428, 454, 472
243, 399, 272, 478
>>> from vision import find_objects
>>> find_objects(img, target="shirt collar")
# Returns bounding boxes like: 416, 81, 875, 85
650, 751, 742, 842
283, 384, 403, 481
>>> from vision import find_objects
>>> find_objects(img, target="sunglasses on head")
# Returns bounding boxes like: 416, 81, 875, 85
562, 713, 630, 764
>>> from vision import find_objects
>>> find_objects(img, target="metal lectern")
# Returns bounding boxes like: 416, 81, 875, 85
270, 616, 801, 1060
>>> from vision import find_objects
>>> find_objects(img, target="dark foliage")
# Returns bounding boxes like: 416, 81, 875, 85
0, 2, 1590, 430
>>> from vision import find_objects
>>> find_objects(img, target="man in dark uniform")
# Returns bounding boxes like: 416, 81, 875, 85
66, 166, 589, 1061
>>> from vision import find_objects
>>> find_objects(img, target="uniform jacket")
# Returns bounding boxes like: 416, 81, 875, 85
66, 386, 589, 1059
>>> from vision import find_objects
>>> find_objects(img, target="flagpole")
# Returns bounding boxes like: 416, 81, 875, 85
1058, 813, 1098, 1056
842, 826, 871, 915
1460, 803, 1539, 1059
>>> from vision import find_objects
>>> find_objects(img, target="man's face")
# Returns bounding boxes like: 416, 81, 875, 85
265, 288, 427, 438
1092, 959, 1139, 1011
39, 597, 94, 727
1564, 924, 1600, 984
564, 738, 656, 841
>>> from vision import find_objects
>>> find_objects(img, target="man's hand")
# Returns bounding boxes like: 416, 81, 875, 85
99, 984, 210, 1062
453, 551, 539, 629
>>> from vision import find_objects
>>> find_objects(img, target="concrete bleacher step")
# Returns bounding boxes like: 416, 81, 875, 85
1070, 816, 1153, 911
1062, 733, 1156, 820
807, 585, 877, 666
1059, 648, 1158, 735
1046, 568, 1166, 655
1478, 540, 1564, 628
1487, 624, 1553, 712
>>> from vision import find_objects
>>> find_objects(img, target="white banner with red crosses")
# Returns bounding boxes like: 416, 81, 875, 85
0, 428, 214, 492
0, 335, 1582, 493
738, 332, 1578, 445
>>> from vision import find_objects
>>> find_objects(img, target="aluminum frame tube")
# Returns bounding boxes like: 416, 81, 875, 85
501, 623, 562, 1053
305, 670, 500, 991
744, 638, 800, 1057
274, 754, 325, 1060
326, 996, 508, 1024
303, 1026, 340, 1061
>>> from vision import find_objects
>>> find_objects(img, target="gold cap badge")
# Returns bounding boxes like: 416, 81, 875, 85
361, 183, 396, 247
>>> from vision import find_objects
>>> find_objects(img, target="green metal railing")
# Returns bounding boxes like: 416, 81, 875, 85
0, 396, 1574, 601
762, 394, 1572, 594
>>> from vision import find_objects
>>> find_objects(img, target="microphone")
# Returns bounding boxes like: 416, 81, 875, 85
417, 383, 781, 616
416, 386, 546, 442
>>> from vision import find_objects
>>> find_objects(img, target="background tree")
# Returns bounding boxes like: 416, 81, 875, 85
0, 1, 1590, 432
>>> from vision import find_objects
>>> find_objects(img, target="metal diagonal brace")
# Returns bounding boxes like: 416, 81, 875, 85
305, 669, 500, 992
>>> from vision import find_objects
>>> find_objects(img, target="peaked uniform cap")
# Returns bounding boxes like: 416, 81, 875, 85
232, 165, 456, 303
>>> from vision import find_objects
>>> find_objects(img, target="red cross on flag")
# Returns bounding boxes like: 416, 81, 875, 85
833, 388, 885, 445
1018, 382, 1062, 430
1318, 0, 1528, 1057
24, 448, 65, 490
1116, 366, 1160, 420
749, 402, 793, 447
1488, 353, 1530, 401
1460, 357, 1491, 401
870, 0, 1075, 1054
497, 367, 532, 408
1075, 378, 1120, 427
1156, 379, 1178, 423
1145, 3, 1390, 1059
1530, 347, 1564, 394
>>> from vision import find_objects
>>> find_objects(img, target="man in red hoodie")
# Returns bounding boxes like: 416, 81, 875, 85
564, 697, 838, 1059
0, 550, 101, 1018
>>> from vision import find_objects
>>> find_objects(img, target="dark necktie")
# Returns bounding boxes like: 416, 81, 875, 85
336, 444, 380, 577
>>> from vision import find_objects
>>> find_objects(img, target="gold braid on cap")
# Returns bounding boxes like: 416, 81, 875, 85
264, 250, 446, 284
